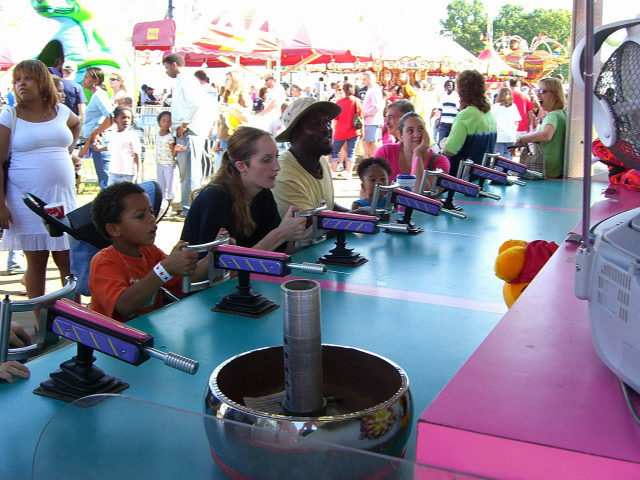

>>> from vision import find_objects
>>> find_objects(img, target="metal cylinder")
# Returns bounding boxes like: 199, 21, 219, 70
281, 279, 323, 415
0, 296, 12, 363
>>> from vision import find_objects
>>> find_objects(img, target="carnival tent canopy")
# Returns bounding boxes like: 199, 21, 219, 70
185, 23, 279, 67
0, 47, 14, 71
131, 17, 280, 68
369, 28, 481, 76
477, 46, 526, 77
209, 7, 374, 72
277, 23, 372, 68
375, 32, 477, 64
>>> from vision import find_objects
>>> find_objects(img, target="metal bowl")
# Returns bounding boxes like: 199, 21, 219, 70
204, 344, 412, 479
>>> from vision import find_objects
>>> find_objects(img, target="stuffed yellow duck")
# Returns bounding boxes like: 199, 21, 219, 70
494, 239, 559, 308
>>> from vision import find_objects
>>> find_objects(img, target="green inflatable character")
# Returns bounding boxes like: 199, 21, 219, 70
31, 0, 122, 76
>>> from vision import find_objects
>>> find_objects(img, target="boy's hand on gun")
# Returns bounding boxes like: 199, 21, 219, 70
162, 240, 199, 277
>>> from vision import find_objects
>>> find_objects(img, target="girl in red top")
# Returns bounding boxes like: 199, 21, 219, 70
330, 83, 362, 180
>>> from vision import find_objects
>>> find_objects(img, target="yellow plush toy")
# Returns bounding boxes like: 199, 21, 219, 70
494, 239, 559, 308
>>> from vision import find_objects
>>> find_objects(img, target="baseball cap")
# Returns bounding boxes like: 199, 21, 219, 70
62, 61, 77, 72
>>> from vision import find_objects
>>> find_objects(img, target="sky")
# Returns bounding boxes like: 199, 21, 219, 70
0, 0, 633, 80
382, 0, 628, 32
1, 0, 632, 33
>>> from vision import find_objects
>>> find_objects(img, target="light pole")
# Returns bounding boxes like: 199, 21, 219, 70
166, 0, 174, 19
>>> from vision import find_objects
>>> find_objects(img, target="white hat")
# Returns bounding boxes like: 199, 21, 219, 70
275, 97, 341, 142
62, 61, 77, 72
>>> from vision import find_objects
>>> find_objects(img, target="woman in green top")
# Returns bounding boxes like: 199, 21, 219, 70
517, 77, 567, 178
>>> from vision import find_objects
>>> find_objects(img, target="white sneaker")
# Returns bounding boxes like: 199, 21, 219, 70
342, 171, 352, 180
331, 171, 339, 179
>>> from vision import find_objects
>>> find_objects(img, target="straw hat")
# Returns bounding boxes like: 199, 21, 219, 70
275, 97, 341, 142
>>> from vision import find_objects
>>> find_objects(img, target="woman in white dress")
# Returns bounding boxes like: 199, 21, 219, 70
492, 87, 522, 159
0, 59, 81, 324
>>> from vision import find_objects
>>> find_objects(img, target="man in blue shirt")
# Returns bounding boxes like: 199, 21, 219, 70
6, 88, 15, 107
61, 61, 86, 122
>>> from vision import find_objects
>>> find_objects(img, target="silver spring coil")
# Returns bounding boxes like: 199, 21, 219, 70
288, 262, 327, 275
282, 279, 324, 415
146, 347, 199, 375
164, 352, 199, 375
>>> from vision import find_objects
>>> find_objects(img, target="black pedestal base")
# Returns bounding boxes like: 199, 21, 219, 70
34, 344, 128, 403
395, 208, 424, 235
213, 271, 279, 318
318, 231, 368, 267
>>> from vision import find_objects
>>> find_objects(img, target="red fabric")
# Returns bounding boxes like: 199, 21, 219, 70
593, 139, 640, 191
511, 89, 533, 132
510, 240, 559, 285
333, 96, 362, 141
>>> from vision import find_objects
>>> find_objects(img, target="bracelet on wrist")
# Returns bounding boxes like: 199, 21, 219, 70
153, 262, 173, 283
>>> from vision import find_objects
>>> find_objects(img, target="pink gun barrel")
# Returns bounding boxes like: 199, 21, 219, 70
51, 299, 199, 374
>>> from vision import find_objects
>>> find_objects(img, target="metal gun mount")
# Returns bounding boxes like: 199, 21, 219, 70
210, 244, 326, 317
32, 298, 198, 402
458, 160, 503, 200
297, 207, 381, 266
317, 210, 380, 266
371, 183, 443, 234
418, 160, 503, 218
293, 205, 328, 248
483, 152, 543, 184
181, 235, 232, 294
418, 169, 479, 219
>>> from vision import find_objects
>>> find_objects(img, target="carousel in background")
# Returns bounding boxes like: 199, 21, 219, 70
303, 29, 481, 89
494, 33, 570, 82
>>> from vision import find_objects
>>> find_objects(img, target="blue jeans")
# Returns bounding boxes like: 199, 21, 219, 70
213, 139, 228, 171
91, 148, 111, 189
7, 249, 24, 270
108, 173, 135, 185
438, 123, 453, 144
496, 142, 512, 159
331, 136, 358, 163
175, 131, 206, 211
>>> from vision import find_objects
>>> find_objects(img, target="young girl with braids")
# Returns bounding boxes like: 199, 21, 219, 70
181, 126, 307, 253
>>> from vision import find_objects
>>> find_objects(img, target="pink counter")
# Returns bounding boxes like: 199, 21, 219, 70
417, 186, 640, 479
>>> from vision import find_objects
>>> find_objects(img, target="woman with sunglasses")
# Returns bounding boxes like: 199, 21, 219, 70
81, 66, 113, 189
517, 77, 567, 179
108, 73, 128, 107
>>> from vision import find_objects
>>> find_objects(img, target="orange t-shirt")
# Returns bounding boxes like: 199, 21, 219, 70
89, 245, 182, 322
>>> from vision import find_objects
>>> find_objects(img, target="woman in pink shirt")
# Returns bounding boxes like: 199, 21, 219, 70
375, 112, 449, 195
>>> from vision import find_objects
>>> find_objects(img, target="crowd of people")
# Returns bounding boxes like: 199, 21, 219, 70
0, 57, 569, 382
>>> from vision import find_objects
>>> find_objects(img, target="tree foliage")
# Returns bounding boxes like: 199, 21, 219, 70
440, 0, 489, 56
441, 1, 572, 56
494, 7, 572, 47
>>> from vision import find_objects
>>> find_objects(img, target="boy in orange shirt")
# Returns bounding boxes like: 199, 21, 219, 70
89, 182, 219, 322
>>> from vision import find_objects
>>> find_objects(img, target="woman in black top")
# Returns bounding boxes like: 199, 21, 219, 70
181, 126, 306, 252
